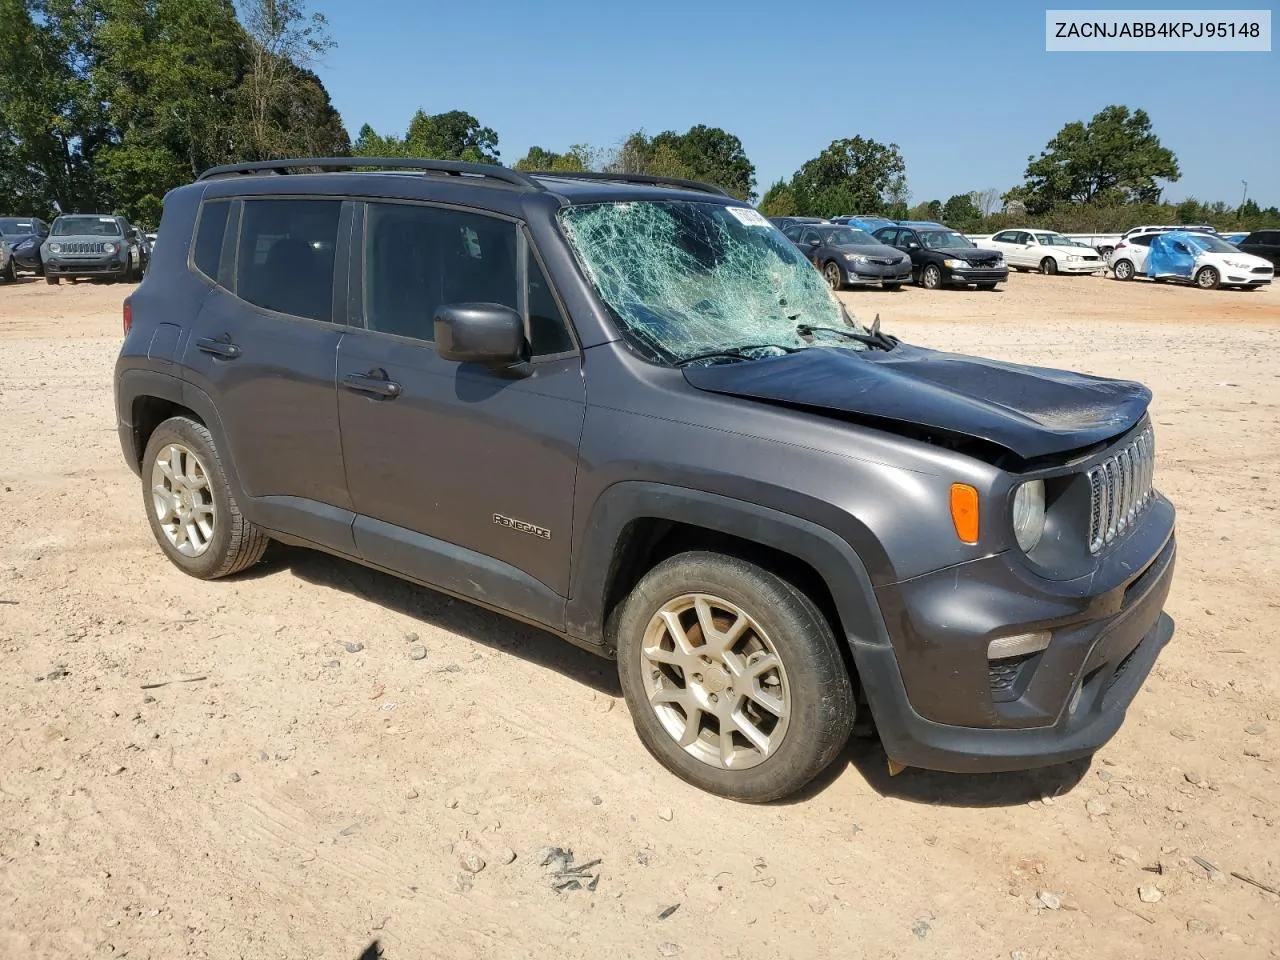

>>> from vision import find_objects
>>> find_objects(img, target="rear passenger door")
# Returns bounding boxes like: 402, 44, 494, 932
335, 200, 585, 630
181, 196, 356, 551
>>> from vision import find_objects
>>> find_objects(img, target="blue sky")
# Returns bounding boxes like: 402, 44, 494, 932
318, 0, 1278, 206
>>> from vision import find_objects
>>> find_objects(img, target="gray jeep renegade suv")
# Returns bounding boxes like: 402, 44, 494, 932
114, 158, 1176, 801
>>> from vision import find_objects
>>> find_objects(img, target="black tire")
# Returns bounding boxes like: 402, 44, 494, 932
882, 283, 901, 291
920, 263, 943, 290
141, 416, 269, 579
977, 282, 998, 290
1, 259, 15, 283
46, 275, 60, 285
1039, 257, 1058, 275
614, 551, 855, 802
1111, 259, 1135, 281
1195, 266, 1220, 290
823, 261, 843, 291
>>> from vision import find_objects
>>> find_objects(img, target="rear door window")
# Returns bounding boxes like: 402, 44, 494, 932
235, 199, 342, 322
876, 228, 899, 245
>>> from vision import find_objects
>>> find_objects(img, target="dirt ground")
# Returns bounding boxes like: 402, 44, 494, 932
1, 271, 1278, 960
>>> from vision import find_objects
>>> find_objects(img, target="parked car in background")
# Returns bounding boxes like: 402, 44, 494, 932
1123, 224, 1215, 239
1111, 229, 1272, 289
42, 214, 142, 284
1222, 231, 1249, 246
0, 215, 50, 279
767, 216, 827, 232
983, 229, 1105, 275
1063, 232, 1122, 258
125, 223, 152, 274
831, 215, 897, 233
782, 222, 913, 289
1236, 229, 1280, 268
875, 221, 1007, 290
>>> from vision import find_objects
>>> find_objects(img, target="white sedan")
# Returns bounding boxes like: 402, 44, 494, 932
985, 229, 1106, 275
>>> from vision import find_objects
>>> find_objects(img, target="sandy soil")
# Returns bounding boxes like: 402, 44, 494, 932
1, 272, 1278, 960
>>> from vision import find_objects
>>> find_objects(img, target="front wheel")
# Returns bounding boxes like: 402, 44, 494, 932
920, 263, 943, 290
1, 259, 15, 283
1195, 266, 1220, 290
823, 261, 844, 291
142, 416, 269, 579
1039, 257, 1058, 275
1111, 259, 1135, 281
614, 552, 855, 802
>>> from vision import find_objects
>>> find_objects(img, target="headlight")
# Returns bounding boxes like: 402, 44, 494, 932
1223, 258, 1251, 269
943, 259, 968, 269
103, 242, 117, 254
1012, 480, 1046, 553
17, 238, 36, 250
48, 242, 62, 254
842, 253, 869, 263
1066, 255, 1081, 262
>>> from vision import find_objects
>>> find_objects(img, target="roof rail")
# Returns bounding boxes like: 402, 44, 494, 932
196, 157, 540, 190
528, 170, 732, 198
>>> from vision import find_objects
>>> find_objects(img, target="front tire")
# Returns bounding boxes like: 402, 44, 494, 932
920, 263, 943, 290
823, 261, 844, 291
1112, 259, 1135, 281
46, 275, 60, 285
142, 416, 269, 579
1039, 257, 1058, 275
1195, 266, 1220, 290
614, 551, 855, 802
1, 259, 14, 283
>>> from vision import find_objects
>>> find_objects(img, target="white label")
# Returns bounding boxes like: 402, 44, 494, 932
100, 217, 116, 222
726, 206, 770, 227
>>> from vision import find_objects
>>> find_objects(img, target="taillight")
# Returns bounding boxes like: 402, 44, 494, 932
122, 297, 133, 335
1114, 241, 1127, 250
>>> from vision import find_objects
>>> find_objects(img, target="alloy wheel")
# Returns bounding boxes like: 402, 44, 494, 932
639, 593, 791, 770
824, 262, 842, 290
150, 442, 216, 557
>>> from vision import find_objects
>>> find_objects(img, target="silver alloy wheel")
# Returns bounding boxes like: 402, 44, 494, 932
1196, 266, 1218, 289
824, 262, 842, 290
150, 442, 216, 557
922, 264, 941, 289
640, 593, 791, 770
1113, 259, 1133, 280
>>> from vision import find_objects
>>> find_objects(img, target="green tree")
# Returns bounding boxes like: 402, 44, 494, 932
909, 199, 942, 221
758, 179, 796, 217
941, 193, 980, 228
788, 136, 907, 218
513, 143, 593, 172
1007, 105, 1179, 214
355, 109, 499, 163
604, 126, 756, 199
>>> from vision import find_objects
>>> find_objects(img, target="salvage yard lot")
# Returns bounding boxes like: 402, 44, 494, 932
1, 274, 1278, 959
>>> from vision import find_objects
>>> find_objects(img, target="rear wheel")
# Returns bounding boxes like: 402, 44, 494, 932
823, 261, 844, 291
142, 416, 269, 579
1111, 259, 1135, 281
614, 551, 854, 802
920, 263, 943, 290
1039, 257, 1058, 275
1195, 266, 1220, 290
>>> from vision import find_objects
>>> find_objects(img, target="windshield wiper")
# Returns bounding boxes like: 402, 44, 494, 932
797, 313, 896, 350
675, 344, 800, 367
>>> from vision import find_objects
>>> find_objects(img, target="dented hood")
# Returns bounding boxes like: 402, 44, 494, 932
682, 342, 1151, 460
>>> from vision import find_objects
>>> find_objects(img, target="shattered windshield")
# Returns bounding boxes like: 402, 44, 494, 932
559, 201, 866, 363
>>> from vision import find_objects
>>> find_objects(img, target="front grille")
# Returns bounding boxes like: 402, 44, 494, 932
870, 257, 896, 265
1252, 267, 1273, 274
1087, 427, 1155, 554
1082, 255, 1100, 261
60, 241, 107, 254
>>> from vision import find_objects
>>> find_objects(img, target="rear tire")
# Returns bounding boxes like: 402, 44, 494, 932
1039, 257, 1058, 275
920, 263, 943, 290
1111, 259, 1135, 281
1195, 266, 1220, 290
141, 416, 269, 579
614, 551, 855, 802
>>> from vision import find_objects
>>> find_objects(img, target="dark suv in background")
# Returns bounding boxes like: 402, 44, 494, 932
115, 158, 1175, 801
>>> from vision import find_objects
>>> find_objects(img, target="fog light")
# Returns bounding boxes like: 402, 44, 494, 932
987, 631, 1051, 660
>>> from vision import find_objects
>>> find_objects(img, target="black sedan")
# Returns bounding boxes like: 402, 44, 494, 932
0, 216, 50, 280
782, 223, 913, 290
873, 222, 1007, 290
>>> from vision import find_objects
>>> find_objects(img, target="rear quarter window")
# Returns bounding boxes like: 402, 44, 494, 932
192, 201, 231, 281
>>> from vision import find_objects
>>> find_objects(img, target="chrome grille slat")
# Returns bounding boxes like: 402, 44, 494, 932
1087, 427, 1155, 554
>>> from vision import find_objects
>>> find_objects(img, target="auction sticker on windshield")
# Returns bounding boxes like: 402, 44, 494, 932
727, 207, 770, 227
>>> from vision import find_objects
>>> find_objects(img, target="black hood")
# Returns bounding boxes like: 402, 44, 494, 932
940, 246, 1000, 261
683, 342, 1150, 460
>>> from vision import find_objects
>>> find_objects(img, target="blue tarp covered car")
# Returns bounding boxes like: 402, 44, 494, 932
1146, 231, 1201, 279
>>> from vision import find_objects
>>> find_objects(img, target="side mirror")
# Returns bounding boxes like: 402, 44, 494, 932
434, 303, 528, 370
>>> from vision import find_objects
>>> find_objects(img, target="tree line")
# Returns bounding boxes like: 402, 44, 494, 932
2, 1, 1275, 232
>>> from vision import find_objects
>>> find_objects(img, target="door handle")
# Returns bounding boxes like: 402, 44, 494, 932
197, 337, 240, 360
342, 371, 402, 399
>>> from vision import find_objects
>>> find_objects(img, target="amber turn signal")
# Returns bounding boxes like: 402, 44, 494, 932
950, 483, 979, 544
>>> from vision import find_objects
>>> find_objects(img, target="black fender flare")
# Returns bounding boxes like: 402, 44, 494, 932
565, 482, 892, 655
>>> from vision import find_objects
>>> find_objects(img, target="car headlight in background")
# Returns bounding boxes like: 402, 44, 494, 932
1066, 255, 1082, 262
1012, 480, 1046, 552
1223, 258, 1252, 269
943, 258, 969, 268
48, 242, 62, 254
103, 242, 117, 254
843, 253, 869, 263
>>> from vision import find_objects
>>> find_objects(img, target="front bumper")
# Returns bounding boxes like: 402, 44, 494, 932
945, 265, 1008, 285
846, 262, 913, 285
1057, 260, 1105, 273
45, 257, 128, 277
856, 505, 1176, 773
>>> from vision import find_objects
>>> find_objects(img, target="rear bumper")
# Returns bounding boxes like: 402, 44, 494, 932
855, 512, 1176, 773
